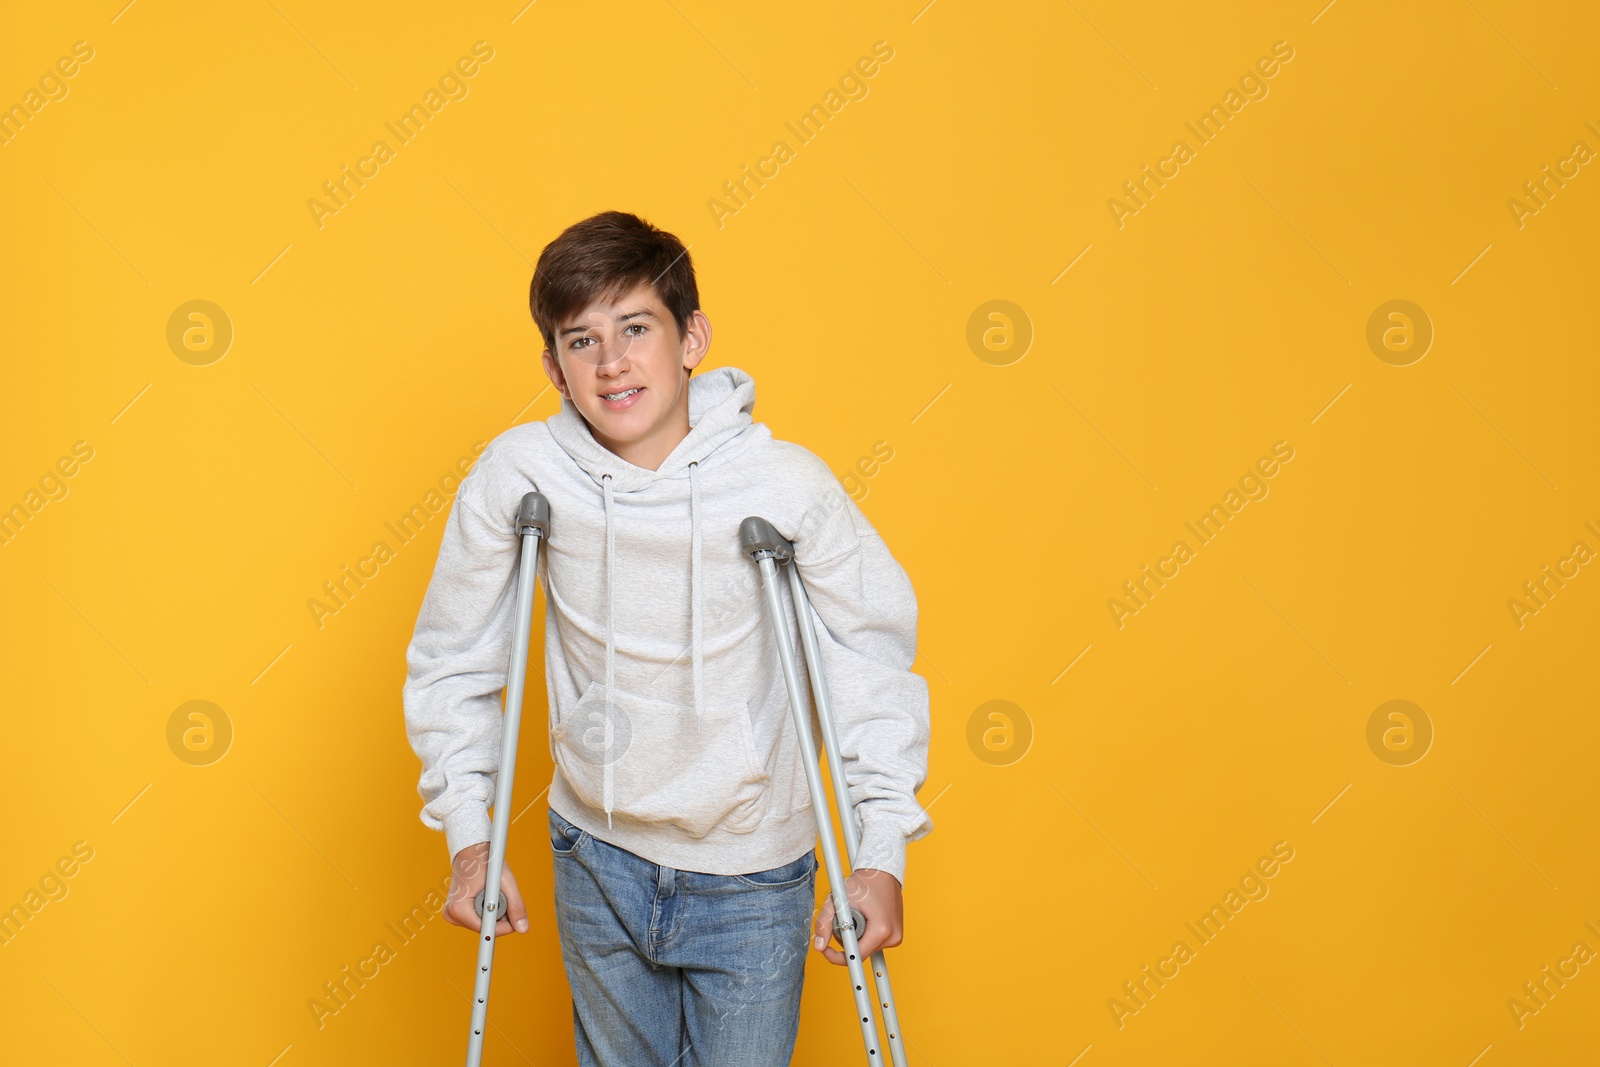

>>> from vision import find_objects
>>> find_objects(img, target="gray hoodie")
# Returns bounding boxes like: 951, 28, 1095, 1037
402, 365, 933, 884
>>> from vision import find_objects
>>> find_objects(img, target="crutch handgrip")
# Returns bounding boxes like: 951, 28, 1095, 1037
739, 516, 794, 561
833, 905, 868, 942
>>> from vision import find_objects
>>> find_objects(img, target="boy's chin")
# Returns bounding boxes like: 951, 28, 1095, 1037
585, 406, 645, 429
585, 413, 650, 444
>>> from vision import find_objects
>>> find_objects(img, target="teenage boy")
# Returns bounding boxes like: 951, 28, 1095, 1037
402, 210, 932, 1066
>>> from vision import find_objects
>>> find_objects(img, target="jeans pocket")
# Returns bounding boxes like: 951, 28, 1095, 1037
548, 808, 585, 856
552, 679, 771, 838
733, 850, 817, 889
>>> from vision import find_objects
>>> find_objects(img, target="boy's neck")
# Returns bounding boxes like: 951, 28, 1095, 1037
588, 405, 691, 472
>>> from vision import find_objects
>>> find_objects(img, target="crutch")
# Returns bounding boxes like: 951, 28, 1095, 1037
740, 517, 910, 1067
464, 490, 550, 1067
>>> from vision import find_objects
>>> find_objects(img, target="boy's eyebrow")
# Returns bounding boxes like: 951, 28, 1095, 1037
558, 308, 656, 338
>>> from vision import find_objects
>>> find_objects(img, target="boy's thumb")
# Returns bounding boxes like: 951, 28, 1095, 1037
503, 877, 530, 932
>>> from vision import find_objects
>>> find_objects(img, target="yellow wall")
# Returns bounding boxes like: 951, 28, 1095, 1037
3, 1, 1597, 1063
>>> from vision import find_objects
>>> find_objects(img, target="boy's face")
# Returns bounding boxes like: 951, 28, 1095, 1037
541, 282, 711, 471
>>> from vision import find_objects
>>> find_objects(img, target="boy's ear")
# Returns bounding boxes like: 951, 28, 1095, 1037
541, 347, 569, 398
682, 309, 711, 372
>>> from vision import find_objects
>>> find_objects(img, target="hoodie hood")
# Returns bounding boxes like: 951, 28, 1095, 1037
544, 365, 757, 828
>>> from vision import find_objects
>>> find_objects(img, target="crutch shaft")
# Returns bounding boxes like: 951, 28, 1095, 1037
753, 552, 884, 1064
465, 491, 548, 1067
785, 563, 910, 1067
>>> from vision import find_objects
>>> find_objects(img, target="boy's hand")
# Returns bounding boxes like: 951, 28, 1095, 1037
812, 867, 903, 965
445, 841, 530, 936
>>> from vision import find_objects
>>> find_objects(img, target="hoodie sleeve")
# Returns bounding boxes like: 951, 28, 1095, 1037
401, 447, 523, 862
791, 478, 933, 889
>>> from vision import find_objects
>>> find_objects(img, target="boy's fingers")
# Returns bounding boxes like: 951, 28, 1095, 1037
852, 902, 887, 958
477, 901, 515, 936
502, 867, 530, 933
444, 885, 518, 935
814, 900, 900, 965
479, 891, 517, 936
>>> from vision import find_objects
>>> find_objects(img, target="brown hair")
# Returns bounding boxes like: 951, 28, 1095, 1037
528, 211, 700, 356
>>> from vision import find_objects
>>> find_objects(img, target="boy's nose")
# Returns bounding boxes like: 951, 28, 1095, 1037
591, 342, 633, 370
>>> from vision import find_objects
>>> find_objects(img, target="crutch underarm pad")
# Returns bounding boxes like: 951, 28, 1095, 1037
516, 491, 550, 535
739, 515, 794, 561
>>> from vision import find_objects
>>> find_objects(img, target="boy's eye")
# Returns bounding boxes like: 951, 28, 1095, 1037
569, 323, 645, 349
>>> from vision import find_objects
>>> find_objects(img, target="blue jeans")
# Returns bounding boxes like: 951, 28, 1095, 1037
549, 806, 818, 1067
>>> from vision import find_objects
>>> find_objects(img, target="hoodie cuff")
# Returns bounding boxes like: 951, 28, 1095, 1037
443, 801, 492, 863
852, 818, 908, 889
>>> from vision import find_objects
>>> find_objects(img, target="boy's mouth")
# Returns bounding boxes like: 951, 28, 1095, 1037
599, 386, 644, 410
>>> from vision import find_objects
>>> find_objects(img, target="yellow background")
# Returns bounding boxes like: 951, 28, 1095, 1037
3, 1, 1598, 1063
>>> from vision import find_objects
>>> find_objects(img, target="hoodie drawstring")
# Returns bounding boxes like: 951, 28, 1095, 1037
602, 473, 616, 831
689, 461, 704, 736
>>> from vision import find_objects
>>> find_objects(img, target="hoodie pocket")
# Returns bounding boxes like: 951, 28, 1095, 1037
552, 680, 771, 838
